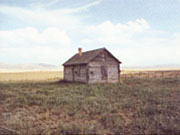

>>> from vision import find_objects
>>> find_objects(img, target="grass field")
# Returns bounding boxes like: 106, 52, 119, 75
0, 71, 180, 134
0, 71, 63, 82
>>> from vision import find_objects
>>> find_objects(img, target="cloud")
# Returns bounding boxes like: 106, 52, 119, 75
0, 27, 71, 47
111, 31, 180, 66
0, 0, 103, 10
0, 0, 104, 29
0, 0, 180, 67
0, 5, 81, 29
58, 0, 103, 14
1, 17, 179, 67
77, 19, 180, 66
0, 1, 105, 66
82, 18, 150, 45
173, 33, 180, 44
0, 26, 74, 66
0, 46, 76, 67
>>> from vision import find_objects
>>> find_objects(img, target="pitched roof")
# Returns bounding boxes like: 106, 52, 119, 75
63, 48, 121, 66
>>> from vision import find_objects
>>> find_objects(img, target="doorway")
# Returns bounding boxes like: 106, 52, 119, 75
101, 66, 107, 80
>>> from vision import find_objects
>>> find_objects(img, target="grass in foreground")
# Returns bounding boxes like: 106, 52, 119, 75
0, 78, 180, 135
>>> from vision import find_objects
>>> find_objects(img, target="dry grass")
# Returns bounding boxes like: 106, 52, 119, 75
0, 71, 63, 82
121, 69, 180, 78
1, 69, 179, 82
0, 70, 180, 134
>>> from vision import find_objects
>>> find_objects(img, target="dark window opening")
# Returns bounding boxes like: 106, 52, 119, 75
90, 71, 94, 76
74, 67, 81, 77
75, 70, 78, 75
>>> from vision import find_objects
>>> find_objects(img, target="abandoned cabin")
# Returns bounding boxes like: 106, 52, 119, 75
63, 48, 122, 84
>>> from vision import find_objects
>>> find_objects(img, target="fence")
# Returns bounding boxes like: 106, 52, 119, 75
121, 70, 180, 79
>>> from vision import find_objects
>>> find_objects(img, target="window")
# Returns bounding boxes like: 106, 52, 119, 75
90, 71, 94, 76
74, 70, 78, 75
74, 67, 81, 77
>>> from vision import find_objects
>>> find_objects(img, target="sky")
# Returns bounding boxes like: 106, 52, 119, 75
0, 0, 180, 68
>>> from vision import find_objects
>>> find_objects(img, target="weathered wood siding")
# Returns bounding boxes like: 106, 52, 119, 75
88, 66, 102, 83
73, 65, 87, 83
64, 50, 120, 84
64, 66, 73, 81
88, 50, 120, 83
64, 65, 87, 83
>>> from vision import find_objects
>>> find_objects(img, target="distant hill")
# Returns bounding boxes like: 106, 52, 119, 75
1, 62, 180, 72
0, 62, 60, 72
150, 64, 180, 69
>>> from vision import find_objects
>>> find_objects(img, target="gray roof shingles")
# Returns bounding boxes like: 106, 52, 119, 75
63, 48, 121, 66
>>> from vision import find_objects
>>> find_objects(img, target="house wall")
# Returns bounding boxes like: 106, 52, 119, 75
64, 65, 87, 83
64, 66, 73, 81
88, 51, 120, 83
73, 65, 87, 83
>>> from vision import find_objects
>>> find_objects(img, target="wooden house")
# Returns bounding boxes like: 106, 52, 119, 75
63, 48, 122, 84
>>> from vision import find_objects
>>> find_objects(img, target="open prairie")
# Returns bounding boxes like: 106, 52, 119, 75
0, 71, 180, 134
0, 71, 63, 82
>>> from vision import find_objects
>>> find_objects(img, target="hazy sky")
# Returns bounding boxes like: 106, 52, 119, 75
0, 0, 180, 67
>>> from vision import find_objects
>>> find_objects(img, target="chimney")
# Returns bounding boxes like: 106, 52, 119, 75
78, 48, 82, 56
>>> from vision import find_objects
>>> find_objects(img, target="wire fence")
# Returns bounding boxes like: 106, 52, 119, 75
121, 70, 180, 79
